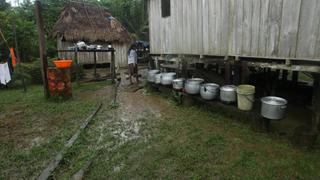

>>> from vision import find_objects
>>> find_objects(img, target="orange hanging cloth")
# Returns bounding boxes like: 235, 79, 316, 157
9, 48, 17, 68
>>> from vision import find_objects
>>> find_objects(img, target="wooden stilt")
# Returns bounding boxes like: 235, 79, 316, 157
311, 74, 320, 134
233, 57, 241, 85
292, 71, 299, 84
241, 61, 249, 84
224, 57, 231, 85
282, 70, 288, 81
181, 57, 188, 79
271, 70, 278, 96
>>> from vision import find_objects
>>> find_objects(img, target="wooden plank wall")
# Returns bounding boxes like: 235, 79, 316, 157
149, 0, 320, 60
57, 40, 130, 67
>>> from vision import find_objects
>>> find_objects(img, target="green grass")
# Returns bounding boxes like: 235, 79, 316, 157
0, 82, 108, 179
2, 84, 320, 179
51, 92, 320, 179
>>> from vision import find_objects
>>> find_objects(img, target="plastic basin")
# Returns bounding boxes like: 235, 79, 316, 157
53, 60, 73, 69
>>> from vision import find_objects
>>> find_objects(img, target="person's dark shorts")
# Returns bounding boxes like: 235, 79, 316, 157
128, 63, 138, 75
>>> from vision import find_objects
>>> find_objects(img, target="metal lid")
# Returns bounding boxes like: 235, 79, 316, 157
187, 78, 204, 83
173, 78, 184, 82
220, 85, 236, 92
203, 83, 220, 88
162, 72, 176, 76
148, 70, 160, 74
261, 96, 287, 106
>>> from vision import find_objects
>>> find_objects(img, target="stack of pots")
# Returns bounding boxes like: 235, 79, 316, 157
220, 85, 237, 104
200, 83, 220, 100
185, 78, 204, 94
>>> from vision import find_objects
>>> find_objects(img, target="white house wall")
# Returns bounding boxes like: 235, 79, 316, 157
149, 0, 320, 60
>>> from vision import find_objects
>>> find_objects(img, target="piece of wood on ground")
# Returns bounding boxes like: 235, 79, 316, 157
37, 103, 102, 180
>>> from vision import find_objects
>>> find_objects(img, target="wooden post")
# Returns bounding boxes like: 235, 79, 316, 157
93, 51, 97, 78
271, 70, 279, 96
241, 61, 249, 84
181, 56, 188, 79
292, 71, 299, 84
282, 70, 288, 81
311, 74, 320, 134
233, 57, 241, 85
224, 56, 231, 85
35, 0, 49, 98
74, 48, 79, 84
13, 19, 27, 92
111, 48, 115, 83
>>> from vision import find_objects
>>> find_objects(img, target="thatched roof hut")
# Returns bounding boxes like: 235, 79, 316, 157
51, 2, 133, 67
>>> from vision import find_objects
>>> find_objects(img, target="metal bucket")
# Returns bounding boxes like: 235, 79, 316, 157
261, 96, 287, 120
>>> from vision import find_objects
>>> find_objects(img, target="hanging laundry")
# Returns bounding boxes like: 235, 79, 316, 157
0, 62, 11, 85
7, 54, 13, 74
9, 48, 17, 68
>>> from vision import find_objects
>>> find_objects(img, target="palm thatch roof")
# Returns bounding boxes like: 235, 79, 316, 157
51, 2, 133, 43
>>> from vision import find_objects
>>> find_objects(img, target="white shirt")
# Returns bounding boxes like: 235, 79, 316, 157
128, 49, 137, 64
0, 62, 11, 85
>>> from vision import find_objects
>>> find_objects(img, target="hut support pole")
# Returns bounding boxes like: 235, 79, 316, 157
111, 49, 115, 83
75, 48, 79, 85
35, 1, 49, 98
311, 74, 320, 134
224, 56, 231, 85
94, 51, 97, 78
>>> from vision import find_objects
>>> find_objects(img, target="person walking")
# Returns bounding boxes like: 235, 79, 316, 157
128, 44, 139, 84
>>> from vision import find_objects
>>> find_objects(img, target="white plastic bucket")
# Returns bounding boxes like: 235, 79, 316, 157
236, 85, 255, 111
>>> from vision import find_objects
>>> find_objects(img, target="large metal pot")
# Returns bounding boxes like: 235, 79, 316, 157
200, 83, 220, 100
147, 70, 160, 82
172, 78, 185, 90
220, 85, 237, 103
185, 78, 204, 94
161, 72, 176, 85
155, 73, 162, 84
261, 96, 287, 120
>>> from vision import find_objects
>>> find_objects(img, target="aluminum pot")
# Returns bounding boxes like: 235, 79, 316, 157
261, 96, 287, 120
185, 78, 204, 94
200, 83, 220, 100
220, 85, 237, 103
172, 78, 185, 90
147, 70, 160, 82
155, 73, 162, 84
161, 72, 176, 85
